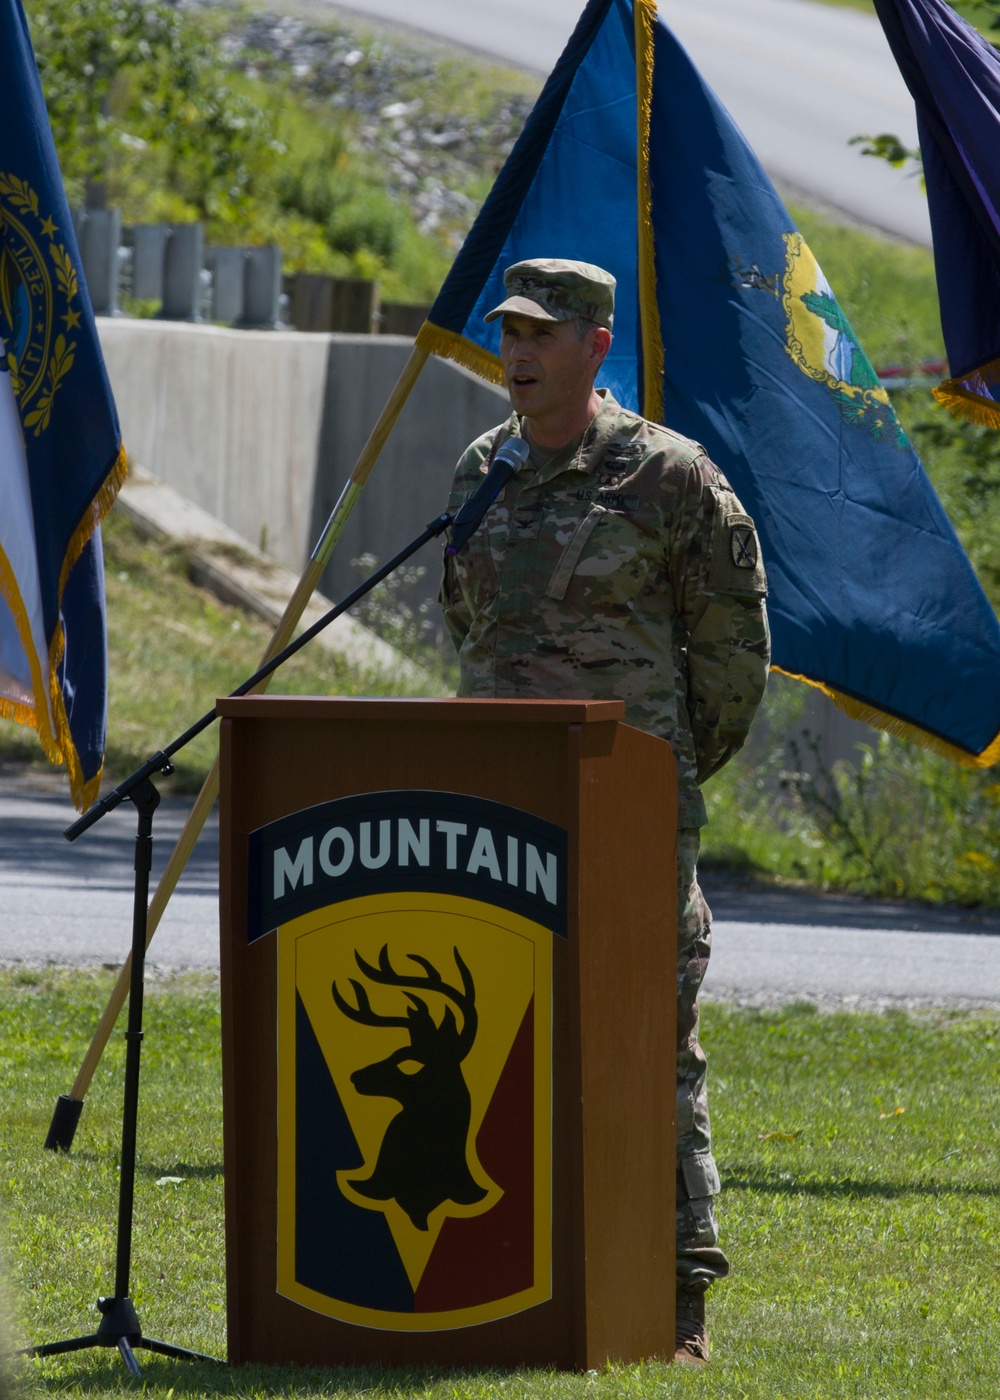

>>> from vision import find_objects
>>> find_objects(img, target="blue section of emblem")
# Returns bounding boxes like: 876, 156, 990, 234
295, 993, 414, 1312
0, 277, 30, 365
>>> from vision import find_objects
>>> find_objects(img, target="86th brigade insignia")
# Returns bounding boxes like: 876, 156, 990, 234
252, 791, 564, 1331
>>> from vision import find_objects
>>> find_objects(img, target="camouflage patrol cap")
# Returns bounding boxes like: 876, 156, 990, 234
484, 258, 616, 330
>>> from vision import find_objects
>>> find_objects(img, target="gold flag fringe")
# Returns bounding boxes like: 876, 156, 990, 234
415, 322, 505, 388
57, 443, 129, 605
774, 665, 1000, 770
635, 0, 664, 424
932, 353, 1000, 428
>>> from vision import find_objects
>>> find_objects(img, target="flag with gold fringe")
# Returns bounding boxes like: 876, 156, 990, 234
416, 0, 1000, 769
873, 0, 1000, 428
0, 0, 125, 809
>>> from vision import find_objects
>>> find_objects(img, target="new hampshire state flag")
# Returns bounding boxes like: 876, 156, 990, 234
416, 0, 1000, 767
0, 0, 125, 809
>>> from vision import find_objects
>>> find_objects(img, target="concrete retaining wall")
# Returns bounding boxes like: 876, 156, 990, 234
96, 318, 507, 632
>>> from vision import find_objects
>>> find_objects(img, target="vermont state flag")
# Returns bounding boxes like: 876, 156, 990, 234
873, 0, 1000, 427
416, 0, 1000, 767
0, 0, 125, 808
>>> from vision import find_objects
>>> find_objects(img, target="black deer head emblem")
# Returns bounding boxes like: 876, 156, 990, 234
332, 945, 489, 1231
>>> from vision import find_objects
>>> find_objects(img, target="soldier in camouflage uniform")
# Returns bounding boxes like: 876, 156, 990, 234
439, 259, 769, 1364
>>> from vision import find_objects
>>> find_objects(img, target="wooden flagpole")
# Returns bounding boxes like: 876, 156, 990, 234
52, 344, 431, 1132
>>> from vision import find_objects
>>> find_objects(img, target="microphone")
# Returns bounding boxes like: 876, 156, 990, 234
446, 437, 530, 556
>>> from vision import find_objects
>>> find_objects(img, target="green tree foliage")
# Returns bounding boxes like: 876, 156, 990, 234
271, 133, 408, 263
964, 0, 1000, 30
27, 0, 278, 218
22, 0, 463, 296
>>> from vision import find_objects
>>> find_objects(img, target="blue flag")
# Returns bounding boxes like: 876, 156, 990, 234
873, 0, 1000, 426
416, 0, 1000, 768
0, 0, 125, 809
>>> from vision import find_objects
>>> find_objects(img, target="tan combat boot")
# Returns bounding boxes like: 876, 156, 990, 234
674, 1287, 709, 1366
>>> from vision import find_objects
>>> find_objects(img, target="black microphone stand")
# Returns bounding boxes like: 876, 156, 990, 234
17, 509, 455, 1377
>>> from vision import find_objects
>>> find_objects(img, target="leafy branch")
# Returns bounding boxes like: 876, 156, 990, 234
848, 133, 925, 191
24, 335, 76, 437
0, 172, 40, 217
49, 242, 79, 304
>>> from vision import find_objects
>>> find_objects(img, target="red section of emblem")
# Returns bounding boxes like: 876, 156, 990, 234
414, 998, 535, 1311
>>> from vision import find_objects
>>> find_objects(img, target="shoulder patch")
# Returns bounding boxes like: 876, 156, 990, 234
709, 513, 767, 596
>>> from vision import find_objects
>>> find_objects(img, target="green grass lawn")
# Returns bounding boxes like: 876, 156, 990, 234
2, 973, 998, 1398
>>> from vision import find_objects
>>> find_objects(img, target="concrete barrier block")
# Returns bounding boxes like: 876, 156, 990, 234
239, 245, 282, 329
96, 318, 331, 567
209, 246, 246, 324
160, 223, 204, 321
126, 224, 168, 301
77, 207, 122, 316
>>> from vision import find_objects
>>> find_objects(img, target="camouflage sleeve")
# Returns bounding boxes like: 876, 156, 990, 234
438, 437, 493, 654
670, 458, 771, 784
440, 551, 472, 653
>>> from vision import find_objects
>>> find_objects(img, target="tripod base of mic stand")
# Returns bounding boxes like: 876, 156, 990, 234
15, 1295, 223, 1377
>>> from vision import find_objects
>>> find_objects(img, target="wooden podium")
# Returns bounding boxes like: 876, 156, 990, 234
218, 697, 677, 1371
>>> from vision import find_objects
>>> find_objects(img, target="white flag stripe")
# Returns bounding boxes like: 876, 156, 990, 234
0, 354, 56, 740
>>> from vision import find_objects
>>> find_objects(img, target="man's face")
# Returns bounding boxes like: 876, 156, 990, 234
499, 312, 604, 434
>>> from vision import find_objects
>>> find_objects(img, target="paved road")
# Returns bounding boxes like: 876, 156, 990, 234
0, 786, 220, 972
330, 0, 931, 246
3, 785, 999, 1009
705, 880, 1000, 1010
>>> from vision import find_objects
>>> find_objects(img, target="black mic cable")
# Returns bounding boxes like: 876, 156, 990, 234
446, 436, 531, 556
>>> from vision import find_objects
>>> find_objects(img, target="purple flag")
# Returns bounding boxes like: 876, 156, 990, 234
873, 0, 1000, 424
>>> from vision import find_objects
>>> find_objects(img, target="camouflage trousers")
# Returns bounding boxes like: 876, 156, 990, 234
676, 827, 730, 1291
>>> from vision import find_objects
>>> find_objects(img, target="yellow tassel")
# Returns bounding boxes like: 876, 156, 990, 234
415, 322, 506, 388
635, 0, 664, 424
774, 665, 1000, 770
0, 696, 36, 729
932, 379, 1000, 429
931, 354, 1000, 428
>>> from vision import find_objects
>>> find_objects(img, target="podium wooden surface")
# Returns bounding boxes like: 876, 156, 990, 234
218, 697, 677, 1371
